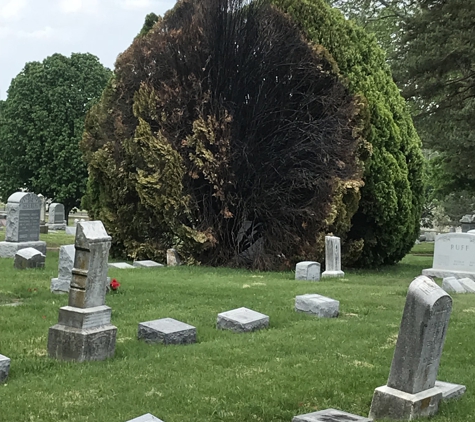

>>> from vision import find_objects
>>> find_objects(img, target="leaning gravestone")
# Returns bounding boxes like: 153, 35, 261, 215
322, 236, 344, 278
368, 275, 462, 420
47, 221, 117, 362
0, 354, 10, 383
0, 192, 46, 258
50, 244, 75, 294
295, 261, 321, 281
441, 276, 466, 294
422, 232, 475, 281
47, 203, 66, 230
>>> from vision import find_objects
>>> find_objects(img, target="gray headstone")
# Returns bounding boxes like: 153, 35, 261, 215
0, 354, 10, 384
369, 275, 452, 420
458, 277, 475, 293
295, 294, 339, 318
14, 247, 45, 269
50, 244, 75, 294
48, 203, 65, 224
295, 261, 321, 281
126, 414, 164, 422
108, 262, 136, 269
435, 381, 466, 401
138, 318, 197, 345
217, 307, 269, 333
133, 260, 164, 268
293, 408, 371, 422
322, 236, 344, 278
48, 221, 117, 362
166, 248, 180, 266
65, 226, 77, 236
5, 192, 41, 242
441, 276, 466, 294
38, 194, 46, 224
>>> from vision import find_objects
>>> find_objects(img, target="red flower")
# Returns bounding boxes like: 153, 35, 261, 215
110, 278, 121, 291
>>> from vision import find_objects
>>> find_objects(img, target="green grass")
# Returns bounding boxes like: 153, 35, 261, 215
409, 241, 435, 255
0, 230, 75, 248
0, 235, 474, 422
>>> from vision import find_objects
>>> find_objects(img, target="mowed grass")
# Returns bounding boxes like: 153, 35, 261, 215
0, 235, 474, 422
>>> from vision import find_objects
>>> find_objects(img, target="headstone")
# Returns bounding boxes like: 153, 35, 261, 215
0, 354, 10, 384
66, 226, 77, 236
441, 276, 466, 294
459, 214, 475, 232
47, 221, 117, 362
167, 248, 180, 266
126, 414, 164, 422
38, 194, 48, 234
295, 261, 321, 281
295, 294, 339, 318
0, 192, 46, 258
217, 307, 269, 333
108, 262, 135, 269
458, 277, 475, 293
138, 318, 196, 345
14, 247, 45, 269
47, 203, 66, 230
422, 233, 475, 281
369, 275, 453, 420
133, 260, 164, 268
293, 408, 372, 422
322, 236, 344, 278
50, 245, 75, 294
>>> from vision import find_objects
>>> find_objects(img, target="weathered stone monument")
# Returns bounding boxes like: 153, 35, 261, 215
167, 248, 180, 266
50, 244, 75, 294
0, 354, 10, 383
38, 194, 48, 234
322, 235, 344, 278
217, 307, 269, 332
369, 275, 454, 420
295, 261, 321, 281
0, 192, 46, 258
14, 247, 45, 269
295, 294, 339, 318
138, 318, 196, 345
47, 203, 66, 230
422, 233, 475, 281
47, 221, 117, 362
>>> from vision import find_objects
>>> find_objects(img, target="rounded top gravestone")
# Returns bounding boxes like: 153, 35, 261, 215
6, 192, 41, 242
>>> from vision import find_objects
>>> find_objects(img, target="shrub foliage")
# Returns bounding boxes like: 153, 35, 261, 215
82, 0, 362, 269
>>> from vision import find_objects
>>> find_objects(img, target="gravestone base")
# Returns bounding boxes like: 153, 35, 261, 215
295, 294, 339, 318
138, 318, 196, 345
293, 408, 371, 422
47, 323, 117, 362
322, 270, 345, 278
39, 224, 49, 234
441, 277, 466, 294
217, 307, 269, 332
108, 262, 135, 269
0, 354, 11, 383
435, 381, 466, 401
50, 278, 70, 294
46, 223, 66, 231
369, 385, 442, 421
0, 240, 47, 258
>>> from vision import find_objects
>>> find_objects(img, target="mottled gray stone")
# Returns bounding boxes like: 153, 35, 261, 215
127, 414, 164, 422
48, 203, 65, 224
0, 354, 10, 384
441, 277, 466, 294
138, 318, 196, 345
50, 245, 75, 293
166, 248, 180, 266
5, 192, 41, 242
458, 277, 475, 293
322, 236, 344, 278
0, 240, 47, 258
47, 223, 67, 230
50, 278, 70, 294
133, 260, 164, 268
14, 247, 45, 269
217, 307, 269, 333
65, 226, 77, 236
39, 224, 49, 234
295, 261, 321, 281
295, 294, 339, 318
108, 262, 136, 269
435, 381, 466, 401
38, 194, 46, 223
369, 275, 452, 421
293, 408, 371, 422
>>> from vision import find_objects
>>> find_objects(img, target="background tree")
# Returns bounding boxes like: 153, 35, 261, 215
273, 0, 425, 267
82, 0, 362, 270
0, 53, 111, 219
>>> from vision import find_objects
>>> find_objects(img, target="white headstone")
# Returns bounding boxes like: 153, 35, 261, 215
295, 261, 321, 281
6, 192, 41, 242
322, 236, 344, 278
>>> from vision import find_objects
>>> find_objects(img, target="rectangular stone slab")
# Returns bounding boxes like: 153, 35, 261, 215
293, 408, 371, 422
217, 307, 269, 332
133, 260, 164, 268
58, 305, 112, 329
295, 294, 339, 318
458, 277, 475, 293
138, 318, 196, 345
435, 380, 466, 401
108, 262, 136, 269
441, 277, 466, 294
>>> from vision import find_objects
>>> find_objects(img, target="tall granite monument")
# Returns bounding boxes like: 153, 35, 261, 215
369, 275, 452, 420
0, 192, 47, 258
47, 221, 117, 361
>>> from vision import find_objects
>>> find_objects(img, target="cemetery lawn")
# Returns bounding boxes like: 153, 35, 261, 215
1, 238, 474, 422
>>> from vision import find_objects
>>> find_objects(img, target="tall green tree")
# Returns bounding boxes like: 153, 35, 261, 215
0, 53, 111, 218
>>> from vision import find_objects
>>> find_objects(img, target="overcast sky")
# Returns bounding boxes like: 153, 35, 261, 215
0, 0, 177, 100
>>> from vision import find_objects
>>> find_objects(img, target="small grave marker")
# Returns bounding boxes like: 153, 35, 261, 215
295, 294, 339, 318
14, 247, 45, 269
295, 261, 321, 281
0, 354, 10, 384
322, 236, 344, 278
138, 318, 196, 345
217, 307, 269, 333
